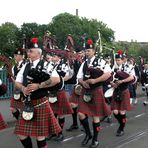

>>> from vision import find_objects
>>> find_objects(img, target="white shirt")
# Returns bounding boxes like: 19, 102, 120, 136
16, 59, 59, 83
77, 56, 106, 79
12, 60, 24, 76
113, 64, 135, 76
103, 63, 112, 73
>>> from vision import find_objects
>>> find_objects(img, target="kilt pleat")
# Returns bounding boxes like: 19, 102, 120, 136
50, 90, 73, 115
69, 89, 81, 104
111, 88, 131, 111
14, 98, 61, 137
0, 113, 7, 131
10, 97, 24, 110
77, 87, 111, 117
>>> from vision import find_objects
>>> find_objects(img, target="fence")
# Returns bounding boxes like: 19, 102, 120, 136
0, 69, 13, 99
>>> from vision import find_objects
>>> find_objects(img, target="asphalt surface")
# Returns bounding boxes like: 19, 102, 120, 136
1, 86, 148, 148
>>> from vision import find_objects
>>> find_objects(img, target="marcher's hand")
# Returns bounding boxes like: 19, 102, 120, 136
27, 83, 39, 92
11, 77, 15, 84
85, 79, 96, 85
115, 80, 123, 86
81, 81, 90, 89
22, 87, 30, 96
111, 82, 118, 88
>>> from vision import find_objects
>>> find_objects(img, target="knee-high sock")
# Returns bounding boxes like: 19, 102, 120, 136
80, 117, 91, 136
72, 107, 78, 126
20, 136, 32, 148
54, 114, 57, 118
113, 113, 120, 124
119, 114, 127, 131
58, 118, 65, 129
37, 139, 48, 148
93, 122, 100, 141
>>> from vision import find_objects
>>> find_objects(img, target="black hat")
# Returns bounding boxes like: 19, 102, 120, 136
104, 54, 111, 59
28, 37, 39, 49
115, 50, 123, 59
75, 46, 84, 53
123, 53, 127, 58
14, 48, 24, 55
85, 39, 94, 49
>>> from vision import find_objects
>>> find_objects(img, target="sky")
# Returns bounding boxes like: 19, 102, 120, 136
0, 0, 148, 42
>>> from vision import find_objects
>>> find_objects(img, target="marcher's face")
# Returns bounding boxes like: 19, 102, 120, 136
116, 58, 123, 65
46, 55, 51, 62
51, 55, 60, 63
28, 48, 40, 60
85, 48, 95, 59
144, 64, 148, 69
14, 54, 23, 62
123, 57, 127, 63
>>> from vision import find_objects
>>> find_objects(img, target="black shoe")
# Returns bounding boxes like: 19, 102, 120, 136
100, 116, 108, 122
107, 116, 112, 123
54, 134, 64, 142
143, 101, 148, 106
89, 140, 99, 148
66, 125, 78, 131
46, 134, 56, 141
81, 135, 92, 146
116, 129, 124, 136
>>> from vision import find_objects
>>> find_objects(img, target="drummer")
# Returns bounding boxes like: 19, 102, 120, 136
110, 50, 135, 136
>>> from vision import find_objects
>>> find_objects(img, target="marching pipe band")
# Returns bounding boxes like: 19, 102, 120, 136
0, 31, 147, 148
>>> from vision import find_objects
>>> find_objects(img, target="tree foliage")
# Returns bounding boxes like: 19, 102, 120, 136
49, 13, 115, 49
0, 12, 146, 62
0, 22, 19, 56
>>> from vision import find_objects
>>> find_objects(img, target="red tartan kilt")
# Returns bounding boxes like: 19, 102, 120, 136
77, 87, 111, 117
0, 113, 7, 131
50, 90, 73, 115
10, 97, 24, 110
14, 98, 61, 137
111, 88, 131, 111
69, 89, 81, 104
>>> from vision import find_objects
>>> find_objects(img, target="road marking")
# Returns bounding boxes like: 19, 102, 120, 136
61, 112, 147, 143
112, 130, 148, 148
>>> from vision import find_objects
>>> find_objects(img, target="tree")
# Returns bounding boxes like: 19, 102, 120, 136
49, 13, 82, 49
49, 13, 115, 49
0, 22, 19, 56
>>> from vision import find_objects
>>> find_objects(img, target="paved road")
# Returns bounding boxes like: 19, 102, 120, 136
1, 93, 148, 148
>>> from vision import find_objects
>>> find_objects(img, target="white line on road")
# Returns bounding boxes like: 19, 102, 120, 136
61, 112, 147, 143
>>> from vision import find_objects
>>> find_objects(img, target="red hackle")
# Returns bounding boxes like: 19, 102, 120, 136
118, 49, 123, 55
87, 39, 93, 45
31, 38, 38, 44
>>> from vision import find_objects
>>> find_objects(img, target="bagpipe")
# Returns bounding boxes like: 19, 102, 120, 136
104, 68, 136, 101
115, 69, 137, 85
43, 34, 82, 66
22, 60, 51, 121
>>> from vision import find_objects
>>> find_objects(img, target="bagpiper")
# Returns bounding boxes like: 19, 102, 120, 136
47, 52, 73, 141
77, 39, 111, 148
13, 38, 62, 148
10, 48, 26, 120
141, 62, 148, 105
66, 46, 85, 131
110, 50, 135, 136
